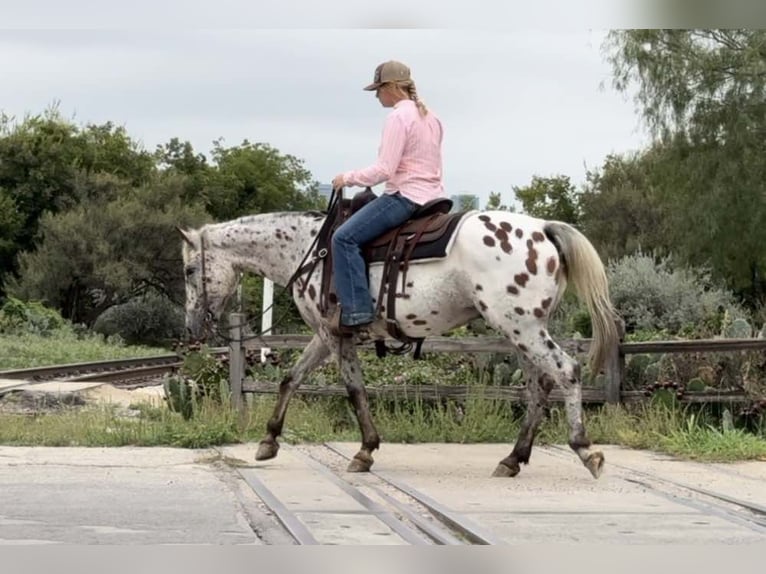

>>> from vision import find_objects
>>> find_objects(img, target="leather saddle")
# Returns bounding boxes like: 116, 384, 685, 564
306, 187, 467, 357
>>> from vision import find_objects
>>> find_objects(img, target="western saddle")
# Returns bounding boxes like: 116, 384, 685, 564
300, 187, 467, 358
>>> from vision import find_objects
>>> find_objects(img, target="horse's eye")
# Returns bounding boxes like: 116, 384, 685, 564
185, 267, 195, 277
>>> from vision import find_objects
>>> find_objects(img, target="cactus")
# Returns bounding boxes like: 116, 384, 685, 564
650, 387, 679, 409
722, 317, 752, 339
643, 362, 661, 386
163, 377, 194, 420
626, 354, 655, 388
686, 377, 707, 392
492, 362, 513, 386
510, 368, 524, 385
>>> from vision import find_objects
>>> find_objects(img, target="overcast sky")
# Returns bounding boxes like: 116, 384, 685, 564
0, 26, 651, 208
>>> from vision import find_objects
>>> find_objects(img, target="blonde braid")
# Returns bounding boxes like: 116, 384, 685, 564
406, 81, 428, 117
391, 80, 428, 116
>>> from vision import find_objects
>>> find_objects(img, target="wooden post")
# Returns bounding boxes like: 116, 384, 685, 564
604, 317, 626, 405
228, 312, 246, 412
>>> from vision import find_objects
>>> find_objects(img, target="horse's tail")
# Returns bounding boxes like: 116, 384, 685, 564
544, 221, 621, 375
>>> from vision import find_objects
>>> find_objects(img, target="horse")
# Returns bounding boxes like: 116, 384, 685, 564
178, 203, 620, 479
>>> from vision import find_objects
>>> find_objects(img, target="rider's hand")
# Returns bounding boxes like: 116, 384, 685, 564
332, 174, 345, 190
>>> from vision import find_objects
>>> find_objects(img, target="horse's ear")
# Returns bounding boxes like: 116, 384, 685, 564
176, 226, 195, 247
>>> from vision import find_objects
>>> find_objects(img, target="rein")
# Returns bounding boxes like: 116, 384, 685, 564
197, 190, 342, 344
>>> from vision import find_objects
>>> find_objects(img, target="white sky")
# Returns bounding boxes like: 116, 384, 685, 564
0, 17, 652, 209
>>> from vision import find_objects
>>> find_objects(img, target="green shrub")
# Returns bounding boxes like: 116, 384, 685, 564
0, 297, 67, 336
93, 292, 183, 345
607, 252, 744, 336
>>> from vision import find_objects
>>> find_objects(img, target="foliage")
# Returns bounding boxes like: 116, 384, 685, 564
7, 180, 209, 324
578, 149, 670, 262
0, 110, 155, 288
0, 329, 165, 370
203, 139, 324, 220
93, 292, 184, 346
513, 175, 580, 223
605, 30, 766, 305
0, 296, 67, 336
606, 251, 743, 335
484, 191, 514, 212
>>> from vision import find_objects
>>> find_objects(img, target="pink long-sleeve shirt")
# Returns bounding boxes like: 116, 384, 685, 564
342, 99, 445, 206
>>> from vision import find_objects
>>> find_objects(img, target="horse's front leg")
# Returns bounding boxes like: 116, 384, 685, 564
256, 334, 330, 461
338, 337, 380, 472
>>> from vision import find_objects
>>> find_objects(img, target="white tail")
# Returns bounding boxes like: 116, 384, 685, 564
544, 221, 620, 375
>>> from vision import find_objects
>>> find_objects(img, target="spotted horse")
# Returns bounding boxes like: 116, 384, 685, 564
178, 192, 620, 479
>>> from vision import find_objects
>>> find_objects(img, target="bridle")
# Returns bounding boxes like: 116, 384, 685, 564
192, 193, 340, 343
197, 229, 216, 338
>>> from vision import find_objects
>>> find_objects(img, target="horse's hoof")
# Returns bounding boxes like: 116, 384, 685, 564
491, 462, 520, 478
255, 440, 279, 461
347, 453, 373, 473
585, 451, 605, 479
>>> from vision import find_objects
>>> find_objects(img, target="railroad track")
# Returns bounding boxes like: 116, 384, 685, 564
0, 355, 187, 395
547, 444, 766, 534
221, 443, 503, 545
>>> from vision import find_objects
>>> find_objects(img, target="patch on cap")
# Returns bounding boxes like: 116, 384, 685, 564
363, 60, 411, 91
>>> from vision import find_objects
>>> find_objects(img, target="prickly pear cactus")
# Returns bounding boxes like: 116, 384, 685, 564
686, 377, 707, 392
626, 354, 655, 388
510, 368, 524, 385
493, 362, 513, 386
723, 317, 752, 339
643, 362, 661, 386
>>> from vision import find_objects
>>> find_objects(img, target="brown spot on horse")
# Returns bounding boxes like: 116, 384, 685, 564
514, 273, 529, 287
483, 236, 496, 247
546, 256, 557, 275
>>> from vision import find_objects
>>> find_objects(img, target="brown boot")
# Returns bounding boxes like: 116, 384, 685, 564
328, 307, 370, 338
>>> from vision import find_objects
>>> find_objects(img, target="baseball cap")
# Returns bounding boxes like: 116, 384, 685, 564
363, 60, 411, 91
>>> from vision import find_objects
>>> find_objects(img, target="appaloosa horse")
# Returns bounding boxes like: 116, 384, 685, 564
179, 204, 619, 479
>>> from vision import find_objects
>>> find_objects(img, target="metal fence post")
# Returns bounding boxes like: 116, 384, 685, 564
229, 312, 245, 411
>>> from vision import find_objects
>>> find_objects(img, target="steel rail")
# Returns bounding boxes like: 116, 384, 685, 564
322, 443, 503, 545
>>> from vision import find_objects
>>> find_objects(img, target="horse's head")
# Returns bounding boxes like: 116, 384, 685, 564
178, 226, 239, 342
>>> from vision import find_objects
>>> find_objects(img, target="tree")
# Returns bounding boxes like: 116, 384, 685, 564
203, 139, 324, 220
512, 175, 581, 224
578, 149, 669, 262
605, 30, 766, 303
7, 180, 209, 324
485, 191, 514, 211
0, 110, 156, 295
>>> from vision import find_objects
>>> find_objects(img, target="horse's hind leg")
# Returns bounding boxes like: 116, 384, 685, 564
559, 366, 604, 478
337, 337, 380, 472
489, 317, 604, 478
493, 357, 554, 477
523, 334, 604, 479
255, 334, 330, 461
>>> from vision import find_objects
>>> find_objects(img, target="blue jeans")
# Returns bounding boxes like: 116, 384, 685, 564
332, 191, 418, 326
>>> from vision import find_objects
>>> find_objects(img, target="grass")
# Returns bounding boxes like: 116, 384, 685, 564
1, 327, 764, 462
0, 331, 168, 371
1, 390, 764, 463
